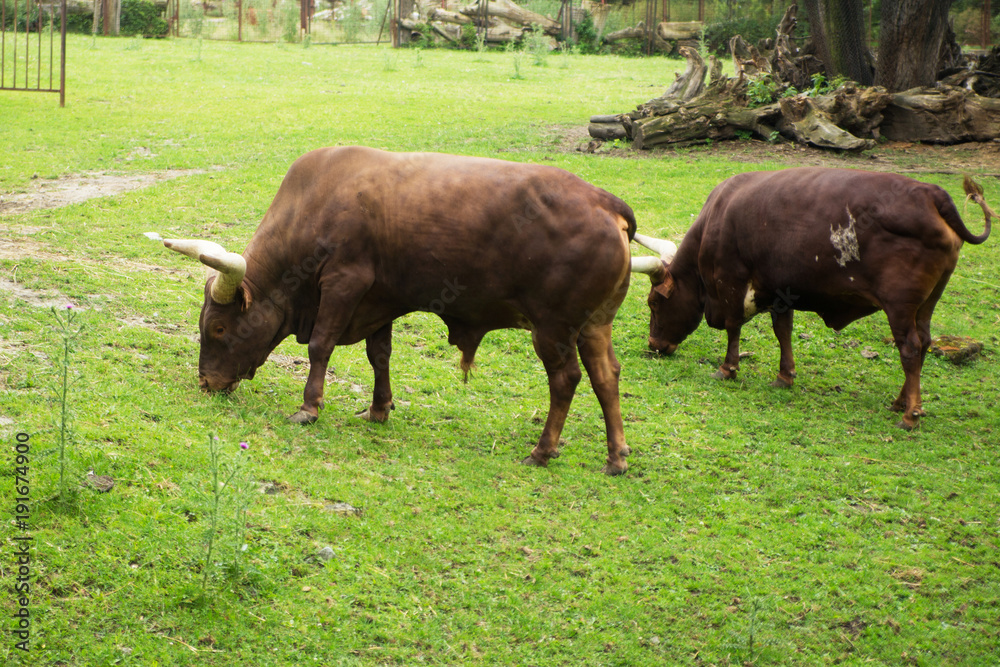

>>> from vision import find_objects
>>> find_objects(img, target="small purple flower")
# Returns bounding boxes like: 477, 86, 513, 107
65, 303, 75, 310
239, 441, 249, 450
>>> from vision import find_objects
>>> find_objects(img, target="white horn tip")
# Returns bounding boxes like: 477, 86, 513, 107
143, 231, 163, 241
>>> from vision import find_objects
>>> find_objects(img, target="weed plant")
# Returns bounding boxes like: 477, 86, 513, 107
50, 304, 83, 503
199, 435, 252, 596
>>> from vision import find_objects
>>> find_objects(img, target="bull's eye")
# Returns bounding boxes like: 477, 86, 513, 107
215, 325, 226, 337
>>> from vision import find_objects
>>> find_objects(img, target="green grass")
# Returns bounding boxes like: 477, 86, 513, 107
2, 35, 1000, 666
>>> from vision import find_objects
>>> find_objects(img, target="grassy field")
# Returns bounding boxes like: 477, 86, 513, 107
2, 35, 999, 666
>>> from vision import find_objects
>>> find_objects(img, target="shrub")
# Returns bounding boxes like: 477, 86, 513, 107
120, 0, 169, 38
572, 11, 601, 54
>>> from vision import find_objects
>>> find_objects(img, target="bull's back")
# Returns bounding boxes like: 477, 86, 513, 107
699, 168, 962, 290
259, 147, 634, 316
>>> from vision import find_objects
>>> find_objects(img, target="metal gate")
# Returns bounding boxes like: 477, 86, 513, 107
1, 0, 66, 106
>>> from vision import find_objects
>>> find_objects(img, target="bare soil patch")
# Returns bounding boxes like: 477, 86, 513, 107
0, 276, 68, 309
0, 169, 212, 216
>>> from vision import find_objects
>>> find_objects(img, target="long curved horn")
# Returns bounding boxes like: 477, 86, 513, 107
633, 232, 677, 262
147, 233, 246, 304
630, 255, 667, 282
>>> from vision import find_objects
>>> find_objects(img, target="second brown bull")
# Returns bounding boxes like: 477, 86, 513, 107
631, 167, 997, 430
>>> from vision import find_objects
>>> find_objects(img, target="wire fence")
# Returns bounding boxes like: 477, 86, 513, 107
168, 0, 394, 44
161, 0, 996, 49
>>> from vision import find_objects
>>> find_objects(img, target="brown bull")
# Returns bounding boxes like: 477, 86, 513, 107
631, 167, 996, 429
151, 146, 637, 474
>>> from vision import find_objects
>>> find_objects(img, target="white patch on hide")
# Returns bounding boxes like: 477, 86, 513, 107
830, 209, 861, 267
744, 284, 758, 319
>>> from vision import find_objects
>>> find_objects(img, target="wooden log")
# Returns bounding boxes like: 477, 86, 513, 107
402, 15, 521, 43
730, 35, 771, 79
588, 122, 627, 140
628, 99, 782, 149
810, 83, 892, 139
880, 86, 1000, 143
777, 96, 873, 150
645, 46, 708, 109
430, 21, 462, 43
655, 21, 703, 41
428, 8, 472, 25
460, 0, 558, 35
603, 23, 646, 43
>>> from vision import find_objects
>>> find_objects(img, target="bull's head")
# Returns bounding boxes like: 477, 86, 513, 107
146, 233, 283, 393
630, 233, 704, 355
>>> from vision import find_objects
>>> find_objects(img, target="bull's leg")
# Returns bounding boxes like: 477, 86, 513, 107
885, 307, 927, 430
522, 328, 582, 469
357, 322, 395, 423
577, 324, 629, 476
886, 272, 949, 429
712, 325, 743, 380
289, 276, 373, 424
770, 310, 797, 388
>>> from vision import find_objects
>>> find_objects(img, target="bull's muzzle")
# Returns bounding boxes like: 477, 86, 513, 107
648, 338, 678, 356
199, 375, 242, 393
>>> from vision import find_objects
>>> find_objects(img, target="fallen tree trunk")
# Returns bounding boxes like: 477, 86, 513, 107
460, 0, 559, 36
880, 86, 1000, 143
401, 16, 522, 43
428, 8, 472, 25
587, 3, 999, 151
656, 21, 703, 41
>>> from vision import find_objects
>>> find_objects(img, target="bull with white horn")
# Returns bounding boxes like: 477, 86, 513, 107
148, 146, 640, 475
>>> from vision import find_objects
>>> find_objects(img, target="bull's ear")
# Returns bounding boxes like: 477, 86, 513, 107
653, 271, 675, 299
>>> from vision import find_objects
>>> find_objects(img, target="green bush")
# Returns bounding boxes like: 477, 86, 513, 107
42, 0, 169, 36
120, 0, 169, 37
572, 11, 600, 54
2, 0, 48, 30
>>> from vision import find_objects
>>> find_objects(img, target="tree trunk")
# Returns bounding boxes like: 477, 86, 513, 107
880, 86, 1000, 142
876, 0, 955, 92
802, 0, 874, 85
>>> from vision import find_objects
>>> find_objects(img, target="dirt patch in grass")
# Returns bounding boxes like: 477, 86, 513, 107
0, 276, 69, 309
0, 169, 213, 216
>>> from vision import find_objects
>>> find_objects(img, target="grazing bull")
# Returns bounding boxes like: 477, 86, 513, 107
150, 146, 637, 474
630, 168, 996, 429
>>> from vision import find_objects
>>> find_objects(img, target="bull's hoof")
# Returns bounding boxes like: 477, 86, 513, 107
288, 410, 318, 424
770, 376, 794, 389
356, 403, 394, 423
521, 454, 549, 468
896, 409, 924, 431
711, 367, 737, 381
602, 461, 628, 476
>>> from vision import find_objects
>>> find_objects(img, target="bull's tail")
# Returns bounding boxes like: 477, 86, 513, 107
614, 197, 638, 241
939, 175, 995, 245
